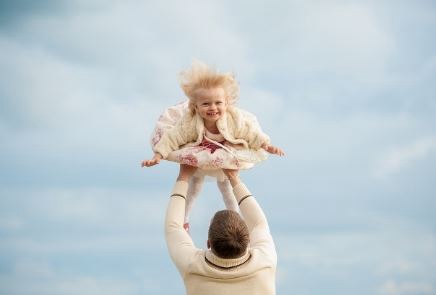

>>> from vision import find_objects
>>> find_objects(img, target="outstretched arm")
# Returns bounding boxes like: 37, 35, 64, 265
141, 113, 196, 168
164, 165, 198, 275
231, 109, 284, 156
223, 170, 276, 265
224, 170, 269, 232
154, 114, 196, 159
141, 152, 163, 167
261, 143, 285, 156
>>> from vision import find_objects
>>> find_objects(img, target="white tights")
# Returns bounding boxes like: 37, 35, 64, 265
184, 176, 239, 224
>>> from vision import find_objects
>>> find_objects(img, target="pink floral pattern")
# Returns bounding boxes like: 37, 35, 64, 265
209, 156, 224, 168
166, 143, 264, 170
150, 100, 268, 171
178, 153, 199, 166
151, 127, 164, 147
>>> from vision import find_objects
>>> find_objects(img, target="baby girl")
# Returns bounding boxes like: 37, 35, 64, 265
142, 61, 284, 231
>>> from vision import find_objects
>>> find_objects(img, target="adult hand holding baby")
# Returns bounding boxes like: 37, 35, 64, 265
177, 164, 198, 182
222, 169, 241, 187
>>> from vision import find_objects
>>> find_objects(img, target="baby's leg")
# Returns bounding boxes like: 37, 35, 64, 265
217, 179, 239, 212
185, 176, 205, 224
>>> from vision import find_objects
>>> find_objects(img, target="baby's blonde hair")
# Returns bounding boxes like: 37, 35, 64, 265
179, 60, 239, 114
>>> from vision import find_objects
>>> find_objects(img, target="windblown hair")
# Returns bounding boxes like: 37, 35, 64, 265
208, 210, 250, 259
179, 60, 239, 114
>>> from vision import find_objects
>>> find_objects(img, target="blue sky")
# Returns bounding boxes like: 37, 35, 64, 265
0, 0, 435, 294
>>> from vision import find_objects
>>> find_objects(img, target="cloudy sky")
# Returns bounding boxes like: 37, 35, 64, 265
1, 0, 435, 294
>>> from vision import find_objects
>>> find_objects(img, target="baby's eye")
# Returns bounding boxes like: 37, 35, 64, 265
216, 101, 223, 105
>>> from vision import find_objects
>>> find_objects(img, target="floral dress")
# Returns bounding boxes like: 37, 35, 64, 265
150, 100, 268, 180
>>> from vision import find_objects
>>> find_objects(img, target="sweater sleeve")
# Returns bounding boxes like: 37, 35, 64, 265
232, 109, 271, 149
164, 181, 198, 275
233, 182, 277, 265
153, 114, 195, 158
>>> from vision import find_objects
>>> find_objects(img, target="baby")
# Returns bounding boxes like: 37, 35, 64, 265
142, 61, 284, 231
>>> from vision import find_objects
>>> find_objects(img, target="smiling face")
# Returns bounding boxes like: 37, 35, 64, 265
194, 87, 228, 126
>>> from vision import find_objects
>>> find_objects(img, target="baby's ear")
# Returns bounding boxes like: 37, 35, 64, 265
189, 102, 198, 114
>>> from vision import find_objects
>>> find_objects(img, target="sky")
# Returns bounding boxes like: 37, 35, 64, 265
0, 0, 435, 294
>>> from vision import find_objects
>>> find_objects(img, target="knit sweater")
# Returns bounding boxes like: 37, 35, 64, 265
165, 181, 277, 295
154, 106, 271, 159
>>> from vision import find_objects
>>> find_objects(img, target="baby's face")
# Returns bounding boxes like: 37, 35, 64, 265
194, 87, 228, 125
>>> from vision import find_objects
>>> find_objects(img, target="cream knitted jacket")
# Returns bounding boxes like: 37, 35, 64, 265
165, 181, 277, 295
154, 106, 271, 159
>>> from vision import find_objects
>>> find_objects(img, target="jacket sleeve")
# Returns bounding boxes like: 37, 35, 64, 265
232, 109, 271, 149
233, 183, 277, 266
153, 114, 195, 158
164, 181, 198, 275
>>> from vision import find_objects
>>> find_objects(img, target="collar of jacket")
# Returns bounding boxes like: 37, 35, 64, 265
205, 248, 251, 269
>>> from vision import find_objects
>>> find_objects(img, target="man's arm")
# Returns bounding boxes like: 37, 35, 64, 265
226, 172, 269, 233
164, 165, 198, 275
225, 170, 277, 264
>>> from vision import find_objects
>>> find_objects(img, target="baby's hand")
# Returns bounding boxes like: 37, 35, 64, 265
262, 144, 285, 156
141, 153, 162, 167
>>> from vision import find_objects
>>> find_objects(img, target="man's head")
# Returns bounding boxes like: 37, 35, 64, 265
208, 210, 250, 259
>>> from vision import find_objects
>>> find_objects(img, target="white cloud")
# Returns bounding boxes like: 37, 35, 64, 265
233, 0, 395, 92
374, 136, 436, 178
375, 260, 417, 277
277, 231, 370, 269
0, 234, 154, 256
0, 186, 169, 257
13, 260, 55, 279
0, 187, 165, 229
294, 1, 393, 71
0, 260, 139, 295
378, 280, 434, 295
275, 217, 436, 289
0, 216, 25, 231
238, 87, 286, 133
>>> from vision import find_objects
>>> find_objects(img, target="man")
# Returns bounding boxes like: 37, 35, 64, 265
165, 164, 277, 295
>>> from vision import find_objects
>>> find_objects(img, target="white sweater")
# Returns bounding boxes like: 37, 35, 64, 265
154, 106, 270, 159
165, 181, 277, 295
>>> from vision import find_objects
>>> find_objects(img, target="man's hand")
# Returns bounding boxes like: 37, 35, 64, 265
262, 143, 285, 156
141, 153, 163, 167
222, 169, 241, 187
177, 164, 197, 182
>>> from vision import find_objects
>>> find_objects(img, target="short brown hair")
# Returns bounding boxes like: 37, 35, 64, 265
208, 210, 250, 259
